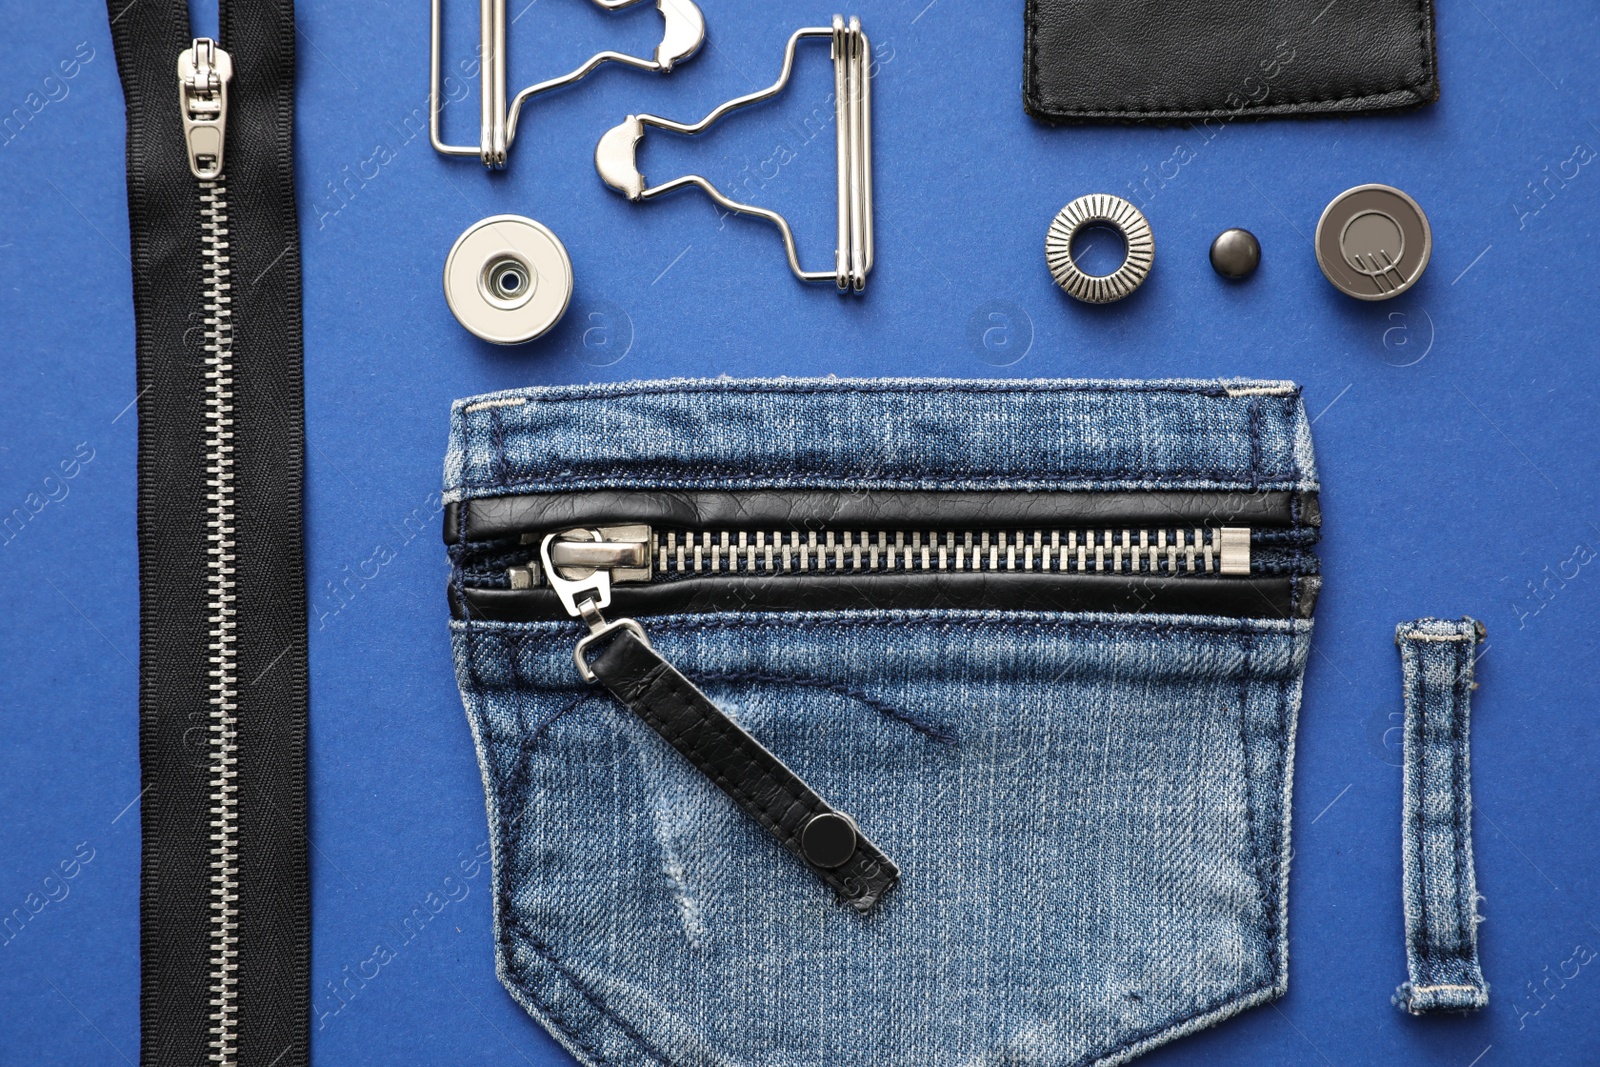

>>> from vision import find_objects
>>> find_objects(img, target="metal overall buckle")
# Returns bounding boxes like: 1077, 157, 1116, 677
429, 0, 706, 170
594, 15, 874, 292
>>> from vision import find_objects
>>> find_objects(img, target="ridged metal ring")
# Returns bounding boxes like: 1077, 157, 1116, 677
1046, 194, 1155, 304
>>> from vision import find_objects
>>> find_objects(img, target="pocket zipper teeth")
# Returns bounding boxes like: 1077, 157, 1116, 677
511, 525, 1251, 588
651, 527, 1246, 576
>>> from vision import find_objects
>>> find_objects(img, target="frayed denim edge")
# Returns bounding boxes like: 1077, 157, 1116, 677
442, 476, 1318, 507
466, 619, 1308, 1067
448, 375, 1301, 417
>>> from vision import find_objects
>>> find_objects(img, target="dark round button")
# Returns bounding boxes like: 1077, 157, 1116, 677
800, 813, 858, 869
1209, 228, 1260, 280
1314, 184, 1432, 301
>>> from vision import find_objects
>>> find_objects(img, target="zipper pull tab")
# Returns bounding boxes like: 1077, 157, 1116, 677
178, 38, 233, 180
537, 529, 899, 912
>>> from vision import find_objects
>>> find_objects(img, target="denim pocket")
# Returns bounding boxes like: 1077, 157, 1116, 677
444, 378, 1320, 1066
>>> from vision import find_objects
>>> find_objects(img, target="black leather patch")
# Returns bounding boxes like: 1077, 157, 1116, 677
1024, 0, 1438, 122
444, 489, 1316, 544
589, 631, 899, 912
454, 572, 1317, 623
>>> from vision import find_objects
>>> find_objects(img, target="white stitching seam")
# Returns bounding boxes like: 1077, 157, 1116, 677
463, 397, 531, 414
1223, 385, 1297, 397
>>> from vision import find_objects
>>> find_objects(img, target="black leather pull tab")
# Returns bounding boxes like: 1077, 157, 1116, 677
589, 631, 898, 912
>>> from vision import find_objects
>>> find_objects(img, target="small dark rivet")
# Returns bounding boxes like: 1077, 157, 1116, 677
801, 812, 858, 869
1210, 228, 1261, 280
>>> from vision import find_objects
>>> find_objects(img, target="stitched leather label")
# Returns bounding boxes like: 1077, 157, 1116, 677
1024, 0, 1438, 122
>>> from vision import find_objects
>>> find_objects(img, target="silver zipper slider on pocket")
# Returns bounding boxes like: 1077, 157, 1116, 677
539, 529, 655, 682
511, 525, 651, 590
178, 38, 232, 180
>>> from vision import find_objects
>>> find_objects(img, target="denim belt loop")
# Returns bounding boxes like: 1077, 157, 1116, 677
1393, 616, 1490, 1014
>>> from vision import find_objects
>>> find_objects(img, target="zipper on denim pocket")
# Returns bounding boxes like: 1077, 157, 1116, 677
506, 523, 1254, 589
447, 488, 1318, 622
523, 523, 1260, 677
506, 517, 1278, 909
449, 494, 1316, 910
508, 521, 1260, 655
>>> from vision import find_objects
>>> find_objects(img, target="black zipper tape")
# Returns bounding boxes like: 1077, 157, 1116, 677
445, 489, 1319, 544
108, 2, 309, 1064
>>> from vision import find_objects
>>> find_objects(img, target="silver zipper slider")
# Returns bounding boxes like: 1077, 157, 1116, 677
513, 525, 651, 589
540, 530, 653, 683
178, 38, 233, 180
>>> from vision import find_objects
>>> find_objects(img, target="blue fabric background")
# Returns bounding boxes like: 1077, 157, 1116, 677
2, 1, 1597, 1064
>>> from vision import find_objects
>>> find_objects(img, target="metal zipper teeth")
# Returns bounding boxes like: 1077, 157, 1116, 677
650, 527, 1248, 576
199, 174, 240, 1065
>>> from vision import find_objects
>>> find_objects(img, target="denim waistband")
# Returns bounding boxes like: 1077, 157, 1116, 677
443, 377, 1319, 502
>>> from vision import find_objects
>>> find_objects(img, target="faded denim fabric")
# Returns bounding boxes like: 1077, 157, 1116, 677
1393, 617, 1490, 1015
442, 378, 1317, 502
445, 377, 1320, 1067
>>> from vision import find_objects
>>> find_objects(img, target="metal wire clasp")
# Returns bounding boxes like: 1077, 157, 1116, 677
430, 0, 705, 170
595, 15, 874, 292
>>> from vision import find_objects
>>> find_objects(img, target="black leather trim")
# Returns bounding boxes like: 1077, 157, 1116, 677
589, 631, 898, 912
1024, 0, 1438, 123
444, 489, 1316, 544
454, 572, 1315, 622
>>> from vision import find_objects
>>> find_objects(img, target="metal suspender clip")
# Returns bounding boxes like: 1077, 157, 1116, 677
429, 0, 706, 169
595, 15, 875, 292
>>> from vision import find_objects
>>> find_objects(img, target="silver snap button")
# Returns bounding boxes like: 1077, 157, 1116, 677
443, 215, 573, 344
